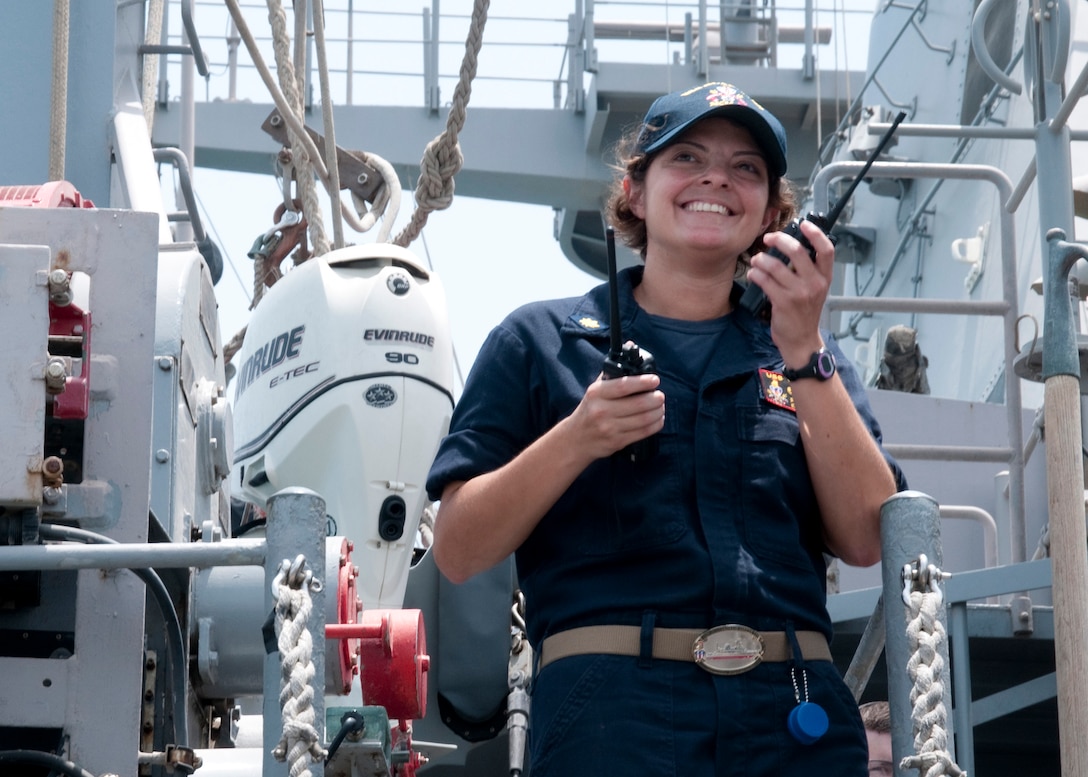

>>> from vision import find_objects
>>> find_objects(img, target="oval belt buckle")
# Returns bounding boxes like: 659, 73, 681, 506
692, 624, 765, 675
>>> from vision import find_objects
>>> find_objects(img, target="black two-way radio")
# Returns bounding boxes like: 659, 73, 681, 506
739, 110, 908, 318
602, 225, 658, 462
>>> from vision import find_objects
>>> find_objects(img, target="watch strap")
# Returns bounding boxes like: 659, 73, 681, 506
782, 347, 836, 381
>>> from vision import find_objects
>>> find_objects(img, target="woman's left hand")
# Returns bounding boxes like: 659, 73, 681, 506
747, 218, 834, 364
749, 219, 896, 567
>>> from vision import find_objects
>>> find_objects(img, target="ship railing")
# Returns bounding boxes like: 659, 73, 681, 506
587, 1, 831, 74
566, 1, 868, 110
830, 491, 1055, 776
819, 159, 1064, 775
815, 161, 1031, 572
181, 1, 572, 109
822, 8, 1086, 767
174, 1, 870, 112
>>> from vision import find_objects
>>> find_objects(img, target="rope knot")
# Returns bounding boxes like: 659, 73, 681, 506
392, 0, 489, 248
415, 136, 463, 211
271, 555, 326, 776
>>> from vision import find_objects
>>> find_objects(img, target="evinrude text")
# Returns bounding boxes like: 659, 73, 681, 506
235, 325, 308, 399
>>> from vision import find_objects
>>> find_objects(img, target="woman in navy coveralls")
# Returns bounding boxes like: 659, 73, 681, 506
426, 82, 906, 776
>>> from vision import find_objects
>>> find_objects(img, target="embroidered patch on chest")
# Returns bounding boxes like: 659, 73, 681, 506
758, 368, 796, 412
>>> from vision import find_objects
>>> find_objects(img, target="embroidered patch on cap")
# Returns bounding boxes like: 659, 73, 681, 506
759, 368, 796, 412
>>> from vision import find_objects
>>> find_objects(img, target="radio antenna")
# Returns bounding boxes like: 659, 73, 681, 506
606, 225, 622, 359
825, 110, 907, 226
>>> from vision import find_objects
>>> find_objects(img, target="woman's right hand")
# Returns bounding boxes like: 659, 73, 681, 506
566, 372, 665, 460
434, 372, 664, 583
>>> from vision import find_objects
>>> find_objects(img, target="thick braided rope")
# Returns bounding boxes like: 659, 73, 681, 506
902, 583, 966, 777
265, 0, 331, 257
223, 326, 247, 368
251, 253, 269, 309
141, 0, 164, 133
271, 560, 325, 776
49, 0, 70, 182
393, 0, 490, 247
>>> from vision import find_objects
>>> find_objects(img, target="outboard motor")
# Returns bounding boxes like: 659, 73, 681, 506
231, 242, 454, 610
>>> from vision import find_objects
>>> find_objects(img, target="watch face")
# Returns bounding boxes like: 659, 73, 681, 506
816, 350, 836, 379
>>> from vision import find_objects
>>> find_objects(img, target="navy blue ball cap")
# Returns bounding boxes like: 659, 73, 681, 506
635, 82, 788, 176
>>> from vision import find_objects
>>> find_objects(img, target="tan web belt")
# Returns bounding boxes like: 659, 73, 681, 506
539, 624, 831, 675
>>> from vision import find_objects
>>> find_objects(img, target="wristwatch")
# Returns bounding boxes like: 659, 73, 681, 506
782, 347, 837, 381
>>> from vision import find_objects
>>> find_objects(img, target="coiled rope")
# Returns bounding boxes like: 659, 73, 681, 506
901, 556, 966, 777
271, 555, 326, 777
392, 0, 491, 248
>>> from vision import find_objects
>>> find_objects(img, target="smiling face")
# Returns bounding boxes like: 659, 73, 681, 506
625, 117, 779, 272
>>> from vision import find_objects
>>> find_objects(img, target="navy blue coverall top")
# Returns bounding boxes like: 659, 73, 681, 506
426, 266, 905, 650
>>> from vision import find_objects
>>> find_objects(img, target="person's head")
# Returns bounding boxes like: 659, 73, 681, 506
606, 81, 797, 269
859, 701, 893, 776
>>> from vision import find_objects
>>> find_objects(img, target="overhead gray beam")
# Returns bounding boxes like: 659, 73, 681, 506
153, 101, 613, 211
152, 60, 864, 210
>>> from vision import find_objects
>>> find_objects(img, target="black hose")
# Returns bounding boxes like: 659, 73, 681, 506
0, 750, 96, 777
38, 523, 190, 749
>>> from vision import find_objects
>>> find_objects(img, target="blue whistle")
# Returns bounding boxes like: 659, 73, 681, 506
787, 701, 828, 745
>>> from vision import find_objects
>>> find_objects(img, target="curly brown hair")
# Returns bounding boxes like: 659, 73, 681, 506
605, 118, 798, 276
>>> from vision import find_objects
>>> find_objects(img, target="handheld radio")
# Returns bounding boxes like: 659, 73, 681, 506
602, 225, 658, 462
739, 111, 908, 318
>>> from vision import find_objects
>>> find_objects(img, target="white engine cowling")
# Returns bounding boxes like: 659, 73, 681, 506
231, 242, 454, 609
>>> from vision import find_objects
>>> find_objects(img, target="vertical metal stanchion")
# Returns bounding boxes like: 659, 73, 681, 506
948, 602, 974, 774
880, 490, 954, 772
262, 487, 328, 776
